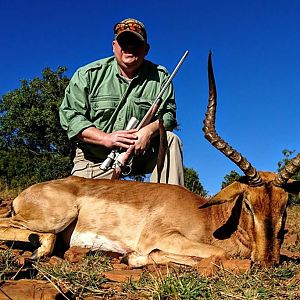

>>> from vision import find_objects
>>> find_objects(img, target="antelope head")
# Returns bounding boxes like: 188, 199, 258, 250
202, 52, 300, 266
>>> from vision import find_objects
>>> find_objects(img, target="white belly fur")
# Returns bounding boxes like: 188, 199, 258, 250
70, 231, 129, 254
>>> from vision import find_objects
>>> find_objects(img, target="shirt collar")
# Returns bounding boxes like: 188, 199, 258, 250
113, 57, 146, 82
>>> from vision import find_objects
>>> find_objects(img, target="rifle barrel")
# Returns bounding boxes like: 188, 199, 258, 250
137, 50, 189, 129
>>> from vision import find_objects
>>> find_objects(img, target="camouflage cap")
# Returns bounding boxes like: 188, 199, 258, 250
114, 18, 147, 43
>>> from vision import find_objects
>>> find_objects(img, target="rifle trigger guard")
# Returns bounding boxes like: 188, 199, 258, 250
121, 164, 132, 176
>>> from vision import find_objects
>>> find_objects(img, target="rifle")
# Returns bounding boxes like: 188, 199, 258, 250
100, 50, 189, 177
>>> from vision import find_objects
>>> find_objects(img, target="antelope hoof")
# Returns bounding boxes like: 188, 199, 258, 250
30, 250, 38, 260
28, 233, 41, 248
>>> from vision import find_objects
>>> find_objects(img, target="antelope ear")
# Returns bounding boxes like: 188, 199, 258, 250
200, 181, 245, 209
283, 180, 300, 195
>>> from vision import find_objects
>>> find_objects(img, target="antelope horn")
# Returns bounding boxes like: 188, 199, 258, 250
273, 153, 300, 187
202, 51, 263, 187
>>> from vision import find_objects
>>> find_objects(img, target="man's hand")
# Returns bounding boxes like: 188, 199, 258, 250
105, 129, 138, 149
133, 120, 160, 155
77, 127, 138, 149
78, 120, 160, 154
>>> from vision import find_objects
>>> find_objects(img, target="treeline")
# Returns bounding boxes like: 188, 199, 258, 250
0, 68, 299, 199
0, 67, 73, 189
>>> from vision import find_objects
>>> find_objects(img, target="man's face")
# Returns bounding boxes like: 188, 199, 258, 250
113, 32, 149, 77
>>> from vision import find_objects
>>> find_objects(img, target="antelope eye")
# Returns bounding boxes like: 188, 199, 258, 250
244, 201, 253, 214
281, 209, 287, 222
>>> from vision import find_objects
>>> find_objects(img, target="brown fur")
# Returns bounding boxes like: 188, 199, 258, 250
0, 171, 298, 267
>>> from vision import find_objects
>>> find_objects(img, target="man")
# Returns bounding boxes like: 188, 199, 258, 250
59, 18, 184, 185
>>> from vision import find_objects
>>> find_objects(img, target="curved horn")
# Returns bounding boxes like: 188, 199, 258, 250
273, 153, 300, 187
202, 51, 263, 187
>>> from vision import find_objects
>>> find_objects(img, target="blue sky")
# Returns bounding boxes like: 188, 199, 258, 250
1, 0, 299, 194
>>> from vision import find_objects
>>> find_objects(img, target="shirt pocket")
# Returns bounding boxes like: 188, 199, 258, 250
89, 96, 119, 124
131, 97, 154, 119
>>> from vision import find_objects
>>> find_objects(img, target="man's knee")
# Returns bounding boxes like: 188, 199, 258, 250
166, 131, 182, 141
166, 132, 183, 151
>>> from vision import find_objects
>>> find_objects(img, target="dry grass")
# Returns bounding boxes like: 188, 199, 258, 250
285, 205, 300, 253
0, 180, 19, 200
34, 251, 114, 298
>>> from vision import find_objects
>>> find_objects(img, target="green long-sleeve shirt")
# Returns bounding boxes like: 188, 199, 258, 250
59, 56, 177, 160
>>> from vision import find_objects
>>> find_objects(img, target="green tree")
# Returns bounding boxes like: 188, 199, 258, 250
184, 167, 207, 197
0, 67, 73, 189
221, 170, 241, 189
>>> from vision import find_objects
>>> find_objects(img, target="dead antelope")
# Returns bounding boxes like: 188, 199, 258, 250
0, 53, 299, 268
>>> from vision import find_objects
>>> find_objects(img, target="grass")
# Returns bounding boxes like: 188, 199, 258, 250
126, 268, 212, 299
0, 250, 299, 299
34, 251, 114, 298
0, 248, 20, 280
123, 262, 300, 300
0, 180, 20, 200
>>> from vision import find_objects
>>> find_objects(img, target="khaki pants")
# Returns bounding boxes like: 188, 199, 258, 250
71, 132, 184, 186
